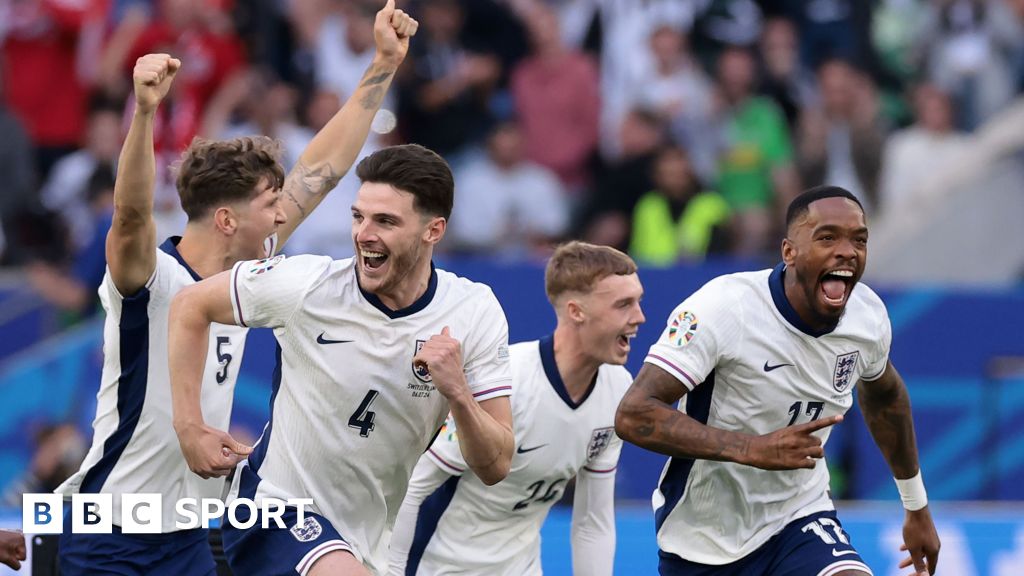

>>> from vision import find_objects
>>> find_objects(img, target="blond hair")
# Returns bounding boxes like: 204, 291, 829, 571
544, 241, 638, 305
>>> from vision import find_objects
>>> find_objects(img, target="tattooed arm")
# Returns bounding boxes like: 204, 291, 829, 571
275, 0, 419, 247
857, 361, 940, 575
614, 364, 841, 470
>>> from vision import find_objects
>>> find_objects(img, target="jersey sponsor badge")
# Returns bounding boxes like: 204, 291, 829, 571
833, 351, 860, 392
291, 516, 323, 542
413, 340, 433, 382
586, 427, 615, 461
249, 255, 284, 275
667, 311, 698, 347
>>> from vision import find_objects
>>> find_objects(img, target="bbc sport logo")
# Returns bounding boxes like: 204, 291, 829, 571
22, 494, 313, 534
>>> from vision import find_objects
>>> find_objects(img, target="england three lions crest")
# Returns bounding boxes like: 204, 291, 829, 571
833, 351, 860, 393
413, 339, 432, 383
587, 427, 615, 461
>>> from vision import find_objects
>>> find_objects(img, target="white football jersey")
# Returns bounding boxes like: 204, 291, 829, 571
390, 337, 629, 576
57, 236, 264, 531
644, 264, 891, 565
225, 255, 513, 576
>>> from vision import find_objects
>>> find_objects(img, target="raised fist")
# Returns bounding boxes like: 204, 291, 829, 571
133, 53, 181, 113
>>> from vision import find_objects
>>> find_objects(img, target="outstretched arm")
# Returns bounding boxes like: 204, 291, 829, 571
387, 457, 454, 575
615, 364, 841, 470
275, 0, 419, 247
169, 272, 252, 478
571, 470, 616, 576
106, 54, 179, 296
858, 361, 940, 575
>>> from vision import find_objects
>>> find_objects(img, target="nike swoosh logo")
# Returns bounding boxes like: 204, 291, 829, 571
516, 444, 547, 454
317, 332, 353, 345
832, 549, 858, 557
764, 361, 794, 372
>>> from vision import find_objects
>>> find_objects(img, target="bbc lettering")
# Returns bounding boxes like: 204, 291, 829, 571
22, 494, 313, 534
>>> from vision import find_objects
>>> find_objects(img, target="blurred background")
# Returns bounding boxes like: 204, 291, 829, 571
1, 0, 1023, 573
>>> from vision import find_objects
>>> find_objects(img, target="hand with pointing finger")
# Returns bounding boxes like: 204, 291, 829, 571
133, 53, 180, 114
413, 326, 469, 402
745, 415, 843, 470
174, 421, 252, 479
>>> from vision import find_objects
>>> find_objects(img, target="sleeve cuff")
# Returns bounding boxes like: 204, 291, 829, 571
470, 379, 513, 402
230, 261, 248, 327
644, 354, 699, 390
426, 448, 465, 475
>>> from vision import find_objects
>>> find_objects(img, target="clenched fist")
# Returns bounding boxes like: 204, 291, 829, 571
375, 0, 419, 65
133, 53, 181, 114
413, 326, 470, 402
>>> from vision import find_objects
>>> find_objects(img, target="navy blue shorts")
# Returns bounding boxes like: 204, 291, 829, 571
59, 507, 215, 576
659, 511, 872, 576
221, 465, 355, 576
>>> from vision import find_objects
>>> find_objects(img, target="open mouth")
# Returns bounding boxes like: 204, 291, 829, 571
617, 332, 636, 350
361, 249, 389, 272
819, 269, 854, 307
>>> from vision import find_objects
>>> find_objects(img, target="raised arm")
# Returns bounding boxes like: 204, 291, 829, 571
614, 364, 841, 469
414, 327, 513, 485
857, 361, 940, 575
275, 0, 419, 247
106, 54, 179, 296
168, 271, 251, 478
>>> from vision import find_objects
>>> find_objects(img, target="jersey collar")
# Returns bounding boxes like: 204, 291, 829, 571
768, 263, 835, 338
358, 262, 439, 319
539, 334, 597, 410
159, 236, 203, 282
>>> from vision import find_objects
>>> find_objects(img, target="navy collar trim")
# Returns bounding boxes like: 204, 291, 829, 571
539, 334, 597, 410
358, 263, 438, 319
159, 236, 203, 282
768, 263, 834, 338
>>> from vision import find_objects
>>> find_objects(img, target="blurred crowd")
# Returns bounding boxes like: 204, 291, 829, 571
4, 0, 1024, 321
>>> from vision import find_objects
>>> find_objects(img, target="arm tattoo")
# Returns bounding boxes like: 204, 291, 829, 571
858, 373, 919, 477
360, 86, 386, 111
361, 70, 394, 88
283, 161, 343, 219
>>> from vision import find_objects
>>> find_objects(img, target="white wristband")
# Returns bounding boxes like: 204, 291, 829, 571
894, 471, 928, 511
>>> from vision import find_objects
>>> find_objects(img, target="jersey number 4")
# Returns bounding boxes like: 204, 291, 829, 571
348, 390, 380, 437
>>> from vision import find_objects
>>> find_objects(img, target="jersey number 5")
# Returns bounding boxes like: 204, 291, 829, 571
348, 390, 380, 437
215, 336, 232, 384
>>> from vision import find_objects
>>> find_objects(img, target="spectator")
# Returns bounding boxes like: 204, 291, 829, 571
1, 423, 86, 508
580, 108, 667, 252
448, 120, 569, 256
1, 0, 104, 177
758, 17, 818, 129
511, 3, 600, 193
797, 58, 887, 212
712, 46, 798, 257
39, 96, 122, 253
398, 0, 501, 158
918, 0, 1021, 131
0, 67, 38, 265
878, 84, 969, 213
625, 25, 717, 183
27, 163, 115, 320
630, 145, 732, 266
201, 68, 314, 171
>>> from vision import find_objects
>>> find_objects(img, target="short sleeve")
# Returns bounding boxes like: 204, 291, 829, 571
424, 413, 467, 476
461, 288, 513, 401
229, 254, 331, 329
862, 307, 892, 381
644, 277, 744, 390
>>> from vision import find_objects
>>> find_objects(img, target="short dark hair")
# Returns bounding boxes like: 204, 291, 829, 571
355, 144, 454, 219
175, 136, 285, 221
545, 241, 638, 305
785, 185, 864, 230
